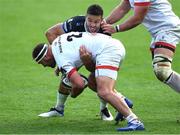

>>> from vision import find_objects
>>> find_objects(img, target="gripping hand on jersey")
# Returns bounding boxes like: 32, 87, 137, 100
101, 23, 116, 34
79, 45, 95, 72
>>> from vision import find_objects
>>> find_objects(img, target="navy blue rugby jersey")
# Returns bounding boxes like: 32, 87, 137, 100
62, 16, 106, 34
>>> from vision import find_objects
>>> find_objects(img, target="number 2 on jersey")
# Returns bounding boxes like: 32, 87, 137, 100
67, 33, 83, 41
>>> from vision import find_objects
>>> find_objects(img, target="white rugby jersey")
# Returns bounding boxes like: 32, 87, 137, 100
126, 0, 180, 35
51, 32, 121, 75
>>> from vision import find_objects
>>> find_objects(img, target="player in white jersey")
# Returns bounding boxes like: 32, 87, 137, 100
101, 0, 180, 130
38, 4, 134, 121
32, 32, 145, 131
52, 32, 124, 78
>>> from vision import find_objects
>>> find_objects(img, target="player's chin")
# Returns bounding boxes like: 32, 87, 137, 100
89, 28, 97, 33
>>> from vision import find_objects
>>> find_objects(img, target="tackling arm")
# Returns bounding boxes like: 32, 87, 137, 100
102, 3, 149, 34
117, 5, 149, 32
45, 23, 66, 76
105, 0, 131, 24
45, 23, 65, 44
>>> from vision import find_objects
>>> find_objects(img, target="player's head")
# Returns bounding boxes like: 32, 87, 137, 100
32, 43, 56, 68
85, 4, 103, 33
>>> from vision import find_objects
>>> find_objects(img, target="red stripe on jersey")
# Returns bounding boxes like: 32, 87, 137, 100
155, 42, 176, 49
67, 68, 77, 79
150, 42, 176, 52
134, 2, 151, 6
96, 65, 119, 71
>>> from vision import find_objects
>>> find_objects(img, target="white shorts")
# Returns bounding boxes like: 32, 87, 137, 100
95, 39, 125, 80
150, 26, 180, 51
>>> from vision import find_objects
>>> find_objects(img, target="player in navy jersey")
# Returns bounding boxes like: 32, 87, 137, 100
46, 15, 105, 44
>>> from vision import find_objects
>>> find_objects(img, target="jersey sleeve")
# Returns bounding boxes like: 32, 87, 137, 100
134, 0, 151, 6
60, 62, 77, 79
52, 43, 77, 78
62, 16, 86, 33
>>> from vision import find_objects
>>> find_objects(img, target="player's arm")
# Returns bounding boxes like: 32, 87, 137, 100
102, 2, 150, 34
79, 45, 95, 72
45, 23, 65, 76
45, 16, 81, 44
45, 23, 65, 44
68, 68, 87, 98
115, 4, 149, 32
105, 0, 131, 24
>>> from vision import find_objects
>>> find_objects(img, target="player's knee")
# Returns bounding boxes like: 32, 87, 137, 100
97, 87, 110, 99
153, 54, 173, 82
59, 82, 71, 95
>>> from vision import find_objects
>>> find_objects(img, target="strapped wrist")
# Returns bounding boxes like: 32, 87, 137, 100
115, 25, 120, 32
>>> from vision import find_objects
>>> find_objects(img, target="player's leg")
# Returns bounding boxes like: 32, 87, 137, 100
95, 43, 144, 131
38, 80, 70, 117
88, 72, 113, 121
55, 81, 70, 113
151, 28, 180, 93
96, 76, 131, 117
96, 75, 144, 131
152, 41, 180, 93
88, 72, 134, 122
114, 91, 133, 124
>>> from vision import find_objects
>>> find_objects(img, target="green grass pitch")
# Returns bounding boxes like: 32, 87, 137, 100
0, 0, 180, 134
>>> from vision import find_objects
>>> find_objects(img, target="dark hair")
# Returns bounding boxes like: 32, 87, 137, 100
86, 4, 103, 16
32, 43, 46, 61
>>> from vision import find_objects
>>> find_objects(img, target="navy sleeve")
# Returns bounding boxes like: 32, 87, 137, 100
62, 16, 86, 33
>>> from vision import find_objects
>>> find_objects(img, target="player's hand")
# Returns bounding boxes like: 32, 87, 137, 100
101, 18, 107, 26
101, 24, 116, 34
79, 45, 95, 72
79, 45, 92, 63
54, 67, 60, 76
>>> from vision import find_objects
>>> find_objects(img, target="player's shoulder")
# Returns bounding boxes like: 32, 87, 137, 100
68, 15, 85, 23
63, 15, 86, 33
83, 32, 110, 39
